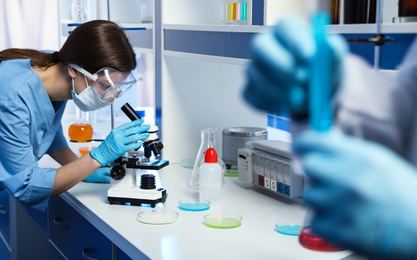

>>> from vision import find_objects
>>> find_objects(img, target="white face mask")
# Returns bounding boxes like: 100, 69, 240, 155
71, 77, 111, 112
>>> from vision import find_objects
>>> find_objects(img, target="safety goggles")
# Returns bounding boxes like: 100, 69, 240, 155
70, 64, 137, 101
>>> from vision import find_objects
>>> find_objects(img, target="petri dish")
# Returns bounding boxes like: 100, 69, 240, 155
204, 214, 242, 229
137, 211, 179, 225
178, 200, 210, 211
275, 223, 301, 236
224, 169, 238, 177
181, 158, 195, 169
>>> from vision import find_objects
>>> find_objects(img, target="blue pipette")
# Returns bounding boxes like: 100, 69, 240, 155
309, 12, 334, 132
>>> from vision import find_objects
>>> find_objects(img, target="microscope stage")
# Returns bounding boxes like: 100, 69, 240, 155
108, 187, 167, 207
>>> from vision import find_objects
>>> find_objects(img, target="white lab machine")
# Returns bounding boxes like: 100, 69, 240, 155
237, 140, 304, 199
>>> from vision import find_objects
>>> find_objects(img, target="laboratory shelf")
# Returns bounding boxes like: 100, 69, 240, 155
163, 23, 266, 33
163, 28, 256, 60
162, 50, 249, 65
330, 23, 417, 34
118, 22, 153, 30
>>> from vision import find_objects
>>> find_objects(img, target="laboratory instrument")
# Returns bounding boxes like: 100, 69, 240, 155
222, 127, 267, 169
237, 140, 303, 200
107, 103, 169, 207
199, 148, 223, 205
189, 128, 225, 190
203, 214, 242, 229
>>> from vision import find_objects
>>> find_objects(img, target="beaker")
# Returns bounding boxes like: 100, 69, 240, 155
77, 140, 101, 156
189, 128, 225, 190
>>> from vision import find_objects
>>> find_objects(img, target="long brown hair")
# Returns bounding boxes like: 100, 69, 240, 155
0, 20, 136, 73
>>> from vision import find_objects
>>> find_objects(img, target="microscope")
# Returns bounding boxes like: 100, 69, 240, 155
107, 103, 169, 207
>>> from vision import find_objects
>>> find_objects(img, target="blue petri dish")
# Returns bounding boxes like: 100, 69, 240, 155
275, 223, 301, 236
178, 200, 210, 211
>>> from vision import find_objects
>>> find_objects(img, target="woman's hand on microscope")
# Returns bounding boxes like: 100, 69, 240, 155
83, 167, 111, 183
90, 119, 150, 166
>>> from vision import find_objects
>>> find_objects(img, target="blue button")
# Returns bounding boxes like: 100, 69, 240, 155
284, 185, 290, 196
277, 183, 283, 194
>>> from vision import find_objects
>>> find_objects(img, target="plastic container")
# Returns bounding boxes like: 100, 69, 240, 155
189, 128, 225, 190
199, 148, 223, 205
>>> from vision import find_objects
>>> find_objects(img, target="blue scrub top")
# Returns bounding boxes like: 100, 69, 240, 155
0, 59, 68, 211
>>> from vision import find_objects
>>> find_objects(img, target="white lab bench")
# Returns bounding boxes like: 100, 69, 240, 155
36, 155, 362, 260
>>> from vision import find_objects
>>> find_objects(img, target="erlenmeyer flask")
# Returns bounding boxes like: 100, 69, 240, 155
189, 128, 225, 190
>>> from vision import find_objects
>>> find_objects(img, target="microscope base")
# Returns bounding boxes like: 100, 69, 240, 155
108, 187, 167, 208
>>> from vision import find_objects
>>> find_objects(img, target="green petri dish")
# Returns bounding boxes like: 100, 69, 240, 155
204, 214, 242, 229
275, 223, 301, 236
178, 200, 210, 211
224, 169, 239, 177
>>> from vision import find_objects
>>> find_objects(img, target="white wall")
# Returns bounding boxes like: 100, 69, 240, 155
161, 55, 267, 163
0, 0, 59, 50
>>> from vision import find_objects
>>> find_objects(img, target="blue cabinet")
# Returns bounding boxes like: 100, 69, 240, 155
48, 196, 113, 259
0, 190, 10, 246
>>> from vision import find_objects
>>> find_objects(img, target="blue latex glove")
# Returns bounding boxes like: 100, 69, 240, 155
90, 119, 150, 166
83, 167, 110, 183
243, 16, 347, 116
294, 129, 417, 260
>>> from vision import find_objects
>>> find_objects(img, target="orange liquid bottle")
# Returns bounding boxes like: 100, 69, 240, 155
68, 120, 93, 142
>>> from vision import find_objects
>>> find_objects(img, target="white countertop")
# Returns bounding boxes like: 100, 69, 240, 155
40, 156, 354, 260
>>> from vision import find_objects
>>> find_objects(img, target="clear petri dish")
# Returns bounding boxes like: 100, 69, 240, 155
137, 211, 179, 225
204, 214, 242, 229
178, 200, 210, 211
275, 223, 301, 236
181, 158, 195, 169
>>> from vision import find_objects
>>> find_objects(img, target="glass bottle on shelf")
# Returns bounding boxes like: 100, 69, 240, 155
330, 0, 340, 24
399, 0, 417, 17
220, 0, 251, 25
344, 0, 376, 24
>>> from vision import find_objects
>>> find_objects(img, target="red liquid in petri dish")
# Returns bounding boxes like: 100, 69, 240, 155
299, 227, 345, 252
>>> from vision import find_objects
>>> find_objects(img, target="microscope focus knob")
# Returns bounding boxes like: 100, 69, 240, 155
110, 165, 126, 180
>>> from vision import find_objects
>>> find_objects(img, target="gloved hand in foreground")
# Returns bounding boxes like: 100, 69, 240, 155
243, 16, 347, 116
83, 167, 110, 183
90, 119, 150, 166
293, 129, 417, 260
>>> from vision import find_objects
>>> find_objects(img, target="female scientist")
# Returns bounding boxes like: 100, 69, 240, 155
0, 20, 150, 212
244, 17, 417, 259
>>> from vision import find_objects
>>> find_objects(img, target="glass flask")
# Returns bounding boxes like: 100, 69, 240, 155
68, 118, 93, 143
189, 128, 225, 190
